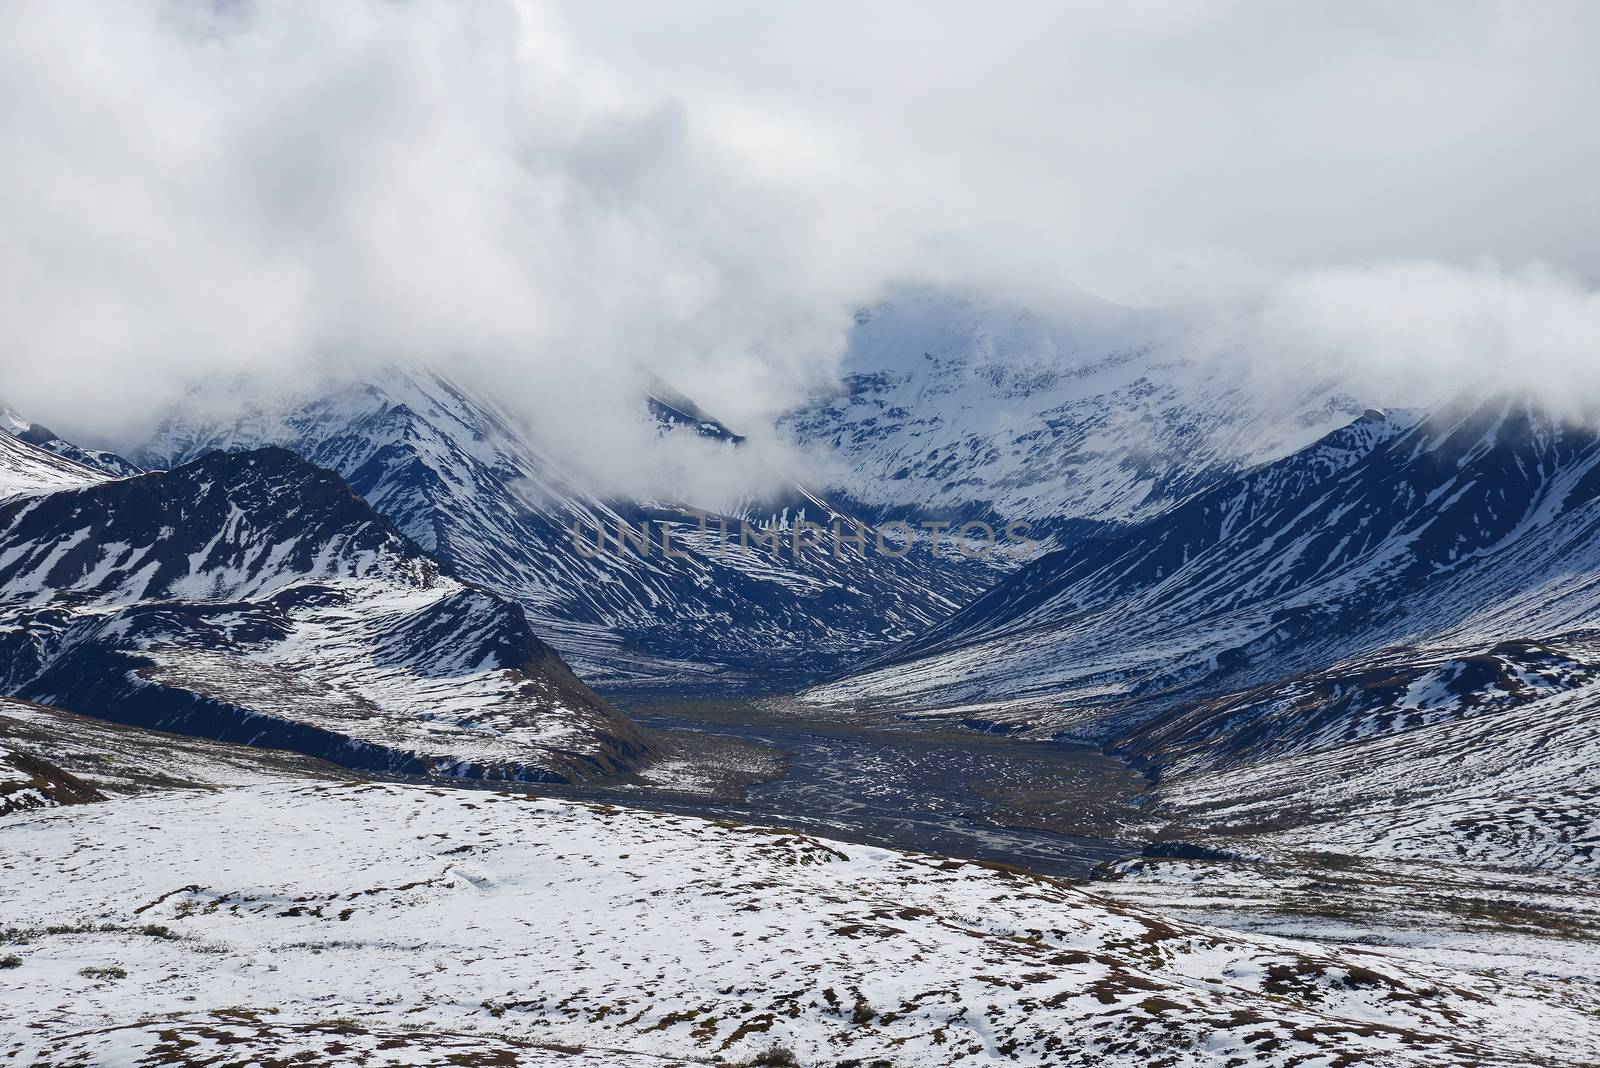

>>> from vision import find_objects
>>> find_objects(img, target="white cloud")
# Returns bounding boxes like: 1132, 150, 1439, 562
1203, 261, 1600, 419
0, 0, 905, 490
1, 1, 1598, 496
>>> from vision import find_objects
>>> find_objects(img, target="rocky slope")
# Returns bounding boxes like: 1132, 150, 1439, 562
814, 396, 1600, 733
134, 368, 997, 686
0, 438, 648, 782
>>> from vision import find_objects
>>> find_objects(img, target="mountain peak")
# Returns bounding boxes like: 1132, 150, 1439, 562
0, 428, 105, 503
0, 402, 143, 479
0, 445, 433, 605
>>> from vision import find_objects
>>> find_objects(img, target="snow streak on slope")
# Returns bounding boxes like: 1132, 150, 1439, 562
136, 368, 996, 685
0, 430, 104, 503
783, 284, 1370, 530
4, 781, 1596, 1067
0, 448, 648, 782
813, 396, 1600, 730
3, 404, 143, 478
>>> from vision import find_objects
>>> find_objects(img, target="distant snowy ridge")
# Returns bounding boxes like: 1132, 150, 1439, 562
0, 427, 106, 502
2, 403, 142, 479
101, 284, 1376, 685
135, 367, 999, 686
781, 284, 1372, 532
813, 395, 1600, 733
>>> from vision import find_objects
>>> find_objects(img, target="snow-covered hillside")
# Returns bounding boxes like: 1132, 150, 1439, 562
3, 404, 142, 479
0, 427, 105, 502
0, 735, 101, 819
4, 778, 1595, 1067
135, 368, 997, 685
1151, 647, 1600, 874
812, 396, 1600, 733
0, 696, 342, 799
0, 444, 648, 782
782, 284, 1371, 531
1094, 632, 1600, 1015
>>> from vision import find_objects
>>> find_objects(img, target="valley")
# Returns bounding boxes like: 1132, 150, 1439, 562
5, 316, 1600, 1065
6, 8, 1600, 1063
5, 686, 1596, 1067
542, 696, 1150, 879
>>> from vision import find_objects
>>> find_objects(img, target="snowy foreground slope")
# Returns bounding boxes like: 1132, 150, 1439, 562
4, 779, 1597, 1067
0, 439, 648, 782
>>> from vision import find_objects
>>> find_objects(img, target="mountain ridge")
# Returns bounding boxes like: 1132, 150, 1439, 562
133, 367, 1001, 687
0, 438, 649, 782
811, 394, 1600, 745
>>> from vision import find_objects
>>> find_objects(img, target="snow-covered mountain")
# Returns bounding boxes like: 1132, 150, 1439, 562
134, 368, 999, 686
0, 425, 109, 502
781, 284, 1371, 532
0, 437, 648, 782
116, 285, 1375, 686
2, 404, 142, 479
813, 395, 1600, 739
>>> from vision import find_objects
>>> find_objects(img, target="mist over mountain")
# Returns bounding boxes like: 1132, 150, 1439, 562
6, 5, 1600, 1065
5, 1, 1600, 499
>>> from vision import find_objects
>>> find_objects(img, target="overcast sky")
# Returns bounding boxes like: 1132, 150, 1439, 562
2, 1, 1598, 486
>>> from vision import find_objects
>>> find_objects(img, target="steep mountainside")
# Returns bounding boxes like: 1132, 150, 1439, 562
781, 284, 1371, 532
3, 404, 142, 478
0, 440, 647, 782
814, 396, 1600, 736
0, 427, 106, 502
135, 369, 997, 686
